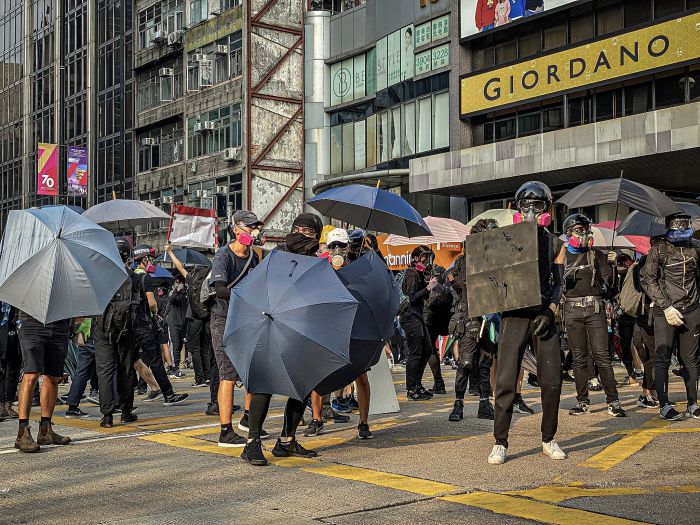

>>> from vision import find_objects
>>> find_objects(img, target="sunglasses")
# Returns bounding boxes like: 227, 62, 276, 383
328, 242, 348, 250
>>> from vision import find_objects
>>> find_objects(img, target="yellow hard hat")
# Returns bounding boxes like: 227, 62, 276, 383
320, 224, 335, 244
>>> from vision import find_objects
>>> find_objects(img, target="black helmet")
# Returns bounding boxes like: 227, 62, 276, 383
115, 238, 131, 263
665, 213, 692, 231
411, 245, 433, 260
563, 213, 592, 235
515, 181, 553, 208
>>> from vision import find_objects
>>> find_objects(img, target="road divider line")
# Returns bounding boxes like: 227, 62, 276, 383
504, 483, 700, 503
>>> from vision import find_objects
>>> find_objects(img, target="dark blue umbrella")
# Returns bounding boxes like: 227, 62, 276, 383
156, 248, 211, 267
223, 250, 358, 400
617, 202, 700, 237
132, 263, 174, 281
307, 184, 432, 237
314, 252, 400, 395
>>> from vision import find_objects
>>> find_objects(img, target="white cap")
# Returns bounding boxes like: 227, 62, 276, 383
326, 228, 349, 246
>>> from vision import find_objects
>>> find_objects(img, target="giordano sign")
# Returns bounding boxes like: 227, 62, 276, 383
460, 12, 700, 117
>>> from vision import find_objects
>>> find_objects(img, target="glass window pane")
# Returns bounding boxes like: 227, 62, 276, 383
342, 122, 354, 172
403, 101, 415, 157
689, 66, 700, 103
391, 106, 401, 159
596, 5, 623, 36
417, 97, 431, 153
595, 88, 622, 121
330, 125, 342, 175
495, 114, 515, 141
432, 92, 449, 149
624, 0, 650, 27
624, 79, 652, 115
354, 121, 366, 170
330, 62, 342, 106
570, 14, 593, 45
366, 114, 377, 167
341, 58, 353, 104
518, 110, 540, 137
655, 0, 683, 18
378, 110, 389, 163
518, 31, 541, 59
495, 40, 516, 65
543, 23, 566, 51
365, 48, 376, 96
655, 72, 686, 109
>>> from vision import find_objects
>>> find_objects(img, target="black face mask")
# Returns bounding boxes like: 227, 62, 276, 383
285, 232, 319, 255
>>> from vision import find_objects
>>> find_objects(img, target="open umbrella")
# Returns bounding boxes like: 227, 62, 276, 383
223, 250, 358, 400
0, 207, 128, 324
156, 248, 211, 267
596, 221, 651, 255
616, 202, 700, 238
83, 199, 170, 231
315, 252, 400, 395
557, 178, 683, 218
384, 216, 469, 246
466, 209, 517, 229
307, 184, 432, 237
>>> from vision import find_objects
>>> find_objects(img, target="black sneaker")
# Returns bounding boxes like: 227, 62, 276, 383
408, 389, 432, 401
121, 411, 138, 423
513, 396, 535, 415
660, 404, 684, 421
144, 389, 163, 402
191, 381, 208, 388
271, 438, 318, 458
218, 427, 246, 448
241, 438, 268, 466
205, 402, 219, 416
358, 422, 373, 440
561, 372, 576, 383
636, 395, 659, 408
100, 415, 113, 428
232, 404, 241, 412
448, 399, 463, 421
417, 386, 433, 398
429, 383, 447, 395
65, 407, 89, 419
607, 401, 627, 417
304, 418, 324, 437
588, 378, 603, 391
478, 399, 495, 420
162, 393, 188, 406
322, 405, 351, 423
467, 386, 480, 396
136, 386, 148, 395
569, 401, 589, 416
346, 396, 360, 410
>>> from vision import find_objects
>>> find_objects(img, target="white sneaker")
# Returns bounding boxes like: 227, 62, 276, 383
488, 444, 507, 464
542, 440, 567, 460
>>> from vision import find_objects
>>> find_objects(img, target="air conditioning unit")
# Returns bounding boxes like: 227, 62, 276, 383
195, 121, 216, 132
167, 31, 183, 46
162, 196, 174, 204
223, 147, 241, 162
159, 68, 174, 77
215, 45, 229, 55
151, 29, 166, 43
192, 53, 207, 62
194, 189, 210, 198
141, 137, 157, 146
215, 185, 228, 194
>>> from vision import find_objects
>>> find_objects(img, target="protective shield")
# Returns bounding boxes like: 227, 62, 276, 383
465, 222, 541, 317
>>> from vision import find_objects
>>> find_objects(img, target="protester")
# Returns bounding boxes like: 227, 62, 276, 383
64, 317, 97, 419
166, 274, 189, 378
424, 266, 451, 395
640, 213, 700, 420
562, 214, 626, 418
0, 303, 20, 421
489, 181, 567, 465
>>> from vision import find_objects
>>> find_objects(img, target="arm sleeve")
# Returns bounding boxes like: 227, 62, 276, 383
215, 281, 231, 301
596, 251, 616, 293
550, 263, 564, 305
640, 245, 669, 309
402, 270, 429, 305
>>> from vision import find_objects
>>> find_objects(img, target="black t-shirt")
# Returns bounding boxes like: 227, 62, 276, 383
134, 271, 155, 320
209, 245, 259, 318
564, 249, 612, 299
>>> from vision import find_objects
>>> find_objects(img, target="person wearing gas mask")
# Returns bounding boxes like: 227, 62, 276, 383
640, 213, 700, 420
610, 253, 641, 383
166, 274, 188, 377
399, 245, 441, 401
241, 213, 324, 466
561, 214, 626, 418
488, 181, 567, 465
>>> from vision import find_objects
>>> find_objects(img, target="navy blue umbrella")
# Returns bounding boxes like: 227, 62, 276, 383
223, 250, 358, 400
307, 184, 432, 237
617, 202, 700, 237
315, 251, 400, 396
156, 248, 211, 267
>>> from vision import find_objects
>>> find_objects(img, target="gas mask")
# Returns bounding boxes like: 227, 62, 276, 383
666, 216, 694, 243
328, 242, 349, 270
568, 226, 594, 250
145, 261, 156, 274
513, 199, 552, 227
236, 230, 254, 246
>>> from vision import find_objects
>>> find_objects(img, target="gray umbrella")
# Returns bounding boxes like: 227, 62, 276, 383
223, 250, 358, 400
617, 202, 700, 237
0, 207, 128, 324
82, 199, 170, 231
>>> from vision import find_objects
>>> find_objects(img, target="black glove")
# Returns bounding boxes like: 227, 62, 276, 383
532, 309, 554, 336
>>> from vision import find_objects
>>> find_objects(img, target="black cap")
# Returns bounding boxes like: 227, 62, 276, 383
232, 210, 263, 228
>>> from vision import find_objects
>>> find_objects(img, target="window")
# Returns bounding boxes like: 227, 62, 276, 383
377, 110, 389, 162
138, 4, 162, 49
190, 0, 208, 25
342, 122, 354, 172
354, 121, 366, 170
570, 13, 593, 45
543, 23, 567, 51
472, 44, 494, 70
495, 40, 516, 65
596, 5, 623, 36
366, 114, 377, 167
432, 92, 449, 149
390, 106, 401, 159
595, 87, 622, 121
416, 97, 431, 154
624, 78, 652, 115
518, 31, 541, 59
542, 101, 563, 132
655, 71, 686, 109
403, 101, 415, 157
655, 0, 684, 19
494, 113, 516, 141
187, 104, 242, 159
624, 0, 650, 27
518, 110, 541, 137
689, 66, 700, 103
330, 125, 342, 175
568, 92, 592, 127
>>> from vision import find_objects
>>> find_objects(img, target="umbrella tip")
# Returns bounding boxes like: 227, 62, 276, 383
263, 312, 273, 320
56, 228, 62, 239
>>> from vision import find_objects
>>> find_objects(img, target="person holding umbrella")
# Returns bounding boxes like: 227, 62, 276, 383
640, 213, 700, 420
561, 214, 626, 419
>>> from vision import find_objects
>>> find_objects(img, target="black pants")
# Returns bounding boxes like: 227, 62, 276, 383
248, 393, 307, 440
494, 311, 562, 448
426, 324, 445, 388
0, 333, 21, 403
653, 307, 700, 408
401, 315, 433, 392
455, 331, 493, 399
134, 320, 174, 398
617, 313, 637, 377
187, 318, 211, 384
94, 322, 138, 415
565, 303, 619, 404
633, 315, 655, 391
168, 321, 187, 368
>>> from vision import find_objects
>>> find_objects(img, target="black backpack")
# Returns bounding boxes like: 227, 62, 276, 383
103, 271, 140, 342
188, 266, 212, 320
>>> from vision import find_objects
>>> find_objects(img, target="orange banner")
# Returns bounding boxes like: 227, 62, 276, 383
377, 236, 463, 271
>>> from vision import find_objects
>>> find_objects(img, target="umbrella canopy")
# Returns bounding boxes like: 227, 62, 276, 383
307, 184, 432, 237
0, 207, 128, 324
223, 250, 358, 400
560, 224, 644, 250
42, 204, 85, 215
315, 251, 400, 395
132, 263, 174, 281
596, 221, 651, 255
384, 216, 469, 246
156, 248, 211, 267
82, 199, 170, 231
466, 209, 517, 230
616, 202, 700, 237
557, 178, 683, 218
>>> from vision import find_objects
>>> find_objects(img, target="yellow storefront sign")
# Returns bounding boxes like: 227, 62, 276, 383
460, 12, 700, 117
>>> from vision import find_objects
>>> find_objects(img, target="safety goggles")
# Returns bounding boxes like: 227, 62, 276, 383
292, 226, 317, 236
517, 199, 547, 214
668, 217, 691, 230
327, 242, 349, 250
571, 225, 591, 236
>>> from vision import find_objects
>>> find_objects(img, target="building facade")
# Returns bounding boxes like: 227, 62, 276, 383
410, 0, 700, 225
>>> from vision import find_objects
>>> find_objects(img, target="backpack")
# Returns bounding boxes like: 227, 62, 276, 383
394, 270, 410, 316
188, 266, 212, 320
199, 251, 255, 313
618, 264, 643, 317
103, 271, 140, 343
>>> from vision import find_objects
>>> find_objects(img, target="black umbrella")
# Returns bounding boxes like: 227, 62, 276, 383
557, 178, 683, 218
156, 248, 211, 267
617, 202, 700, 237
223, 250, 358, 401
314, 252, 400, 395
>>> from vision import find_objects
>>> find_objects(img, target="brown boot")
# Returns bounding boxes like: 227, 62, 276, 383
5, 402, 19, 419
37, 422, 71, 446
15, 426, 40, 453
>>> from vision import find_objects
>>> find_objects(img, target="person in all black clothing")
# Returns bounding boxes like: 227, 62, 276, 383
166, 274, 188, 376
0, 303, 20, 421
640, 213, 700, 420
400, 245, 441, 401
561, 214, 626, 418
489, 181, 567, 465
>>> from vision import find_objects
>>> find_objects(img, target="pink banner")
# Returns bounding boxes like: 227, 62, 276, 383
37, 143, 59, 196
